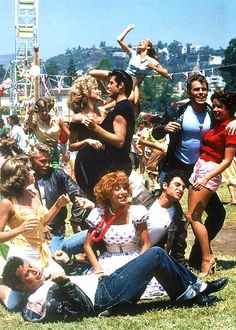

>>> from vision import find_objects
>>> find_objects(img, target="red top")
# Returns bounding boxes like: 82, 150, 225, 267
59, 129, 68, 144
200, 117, 236, 164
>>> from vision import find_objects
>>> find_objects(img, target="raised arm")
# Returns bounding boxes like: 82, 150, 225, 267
43, 194, 70, 225
117, 23, 135, 54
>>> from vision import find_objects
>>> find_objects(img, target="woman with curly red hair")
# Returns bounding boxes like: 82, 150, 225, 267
84, 171, 165, 298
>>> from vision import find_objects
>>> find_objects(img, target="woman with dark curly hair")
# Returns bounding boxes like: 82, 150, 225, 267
84, 171, 165, 299
186, 90, 236, 277
0, 155, 69, 270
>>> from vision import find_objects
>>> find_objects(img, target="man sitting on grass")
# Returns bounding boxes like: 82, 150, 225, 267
2, 248, 228, 322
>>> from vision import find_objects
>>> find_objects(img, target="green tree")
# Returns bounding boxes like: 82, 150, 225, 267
0, 65, 6, 82
64, 57, 77, 87
0, 106, 10, 115
221, 38, 236, 90
96, 58, 112, 70
46, 61, 60, 76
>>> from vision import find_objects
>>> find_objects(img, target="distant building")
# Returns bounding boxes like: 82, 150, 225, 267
207, 75, 225, 92
112, 52, 127, 58
209, 55, 223, 65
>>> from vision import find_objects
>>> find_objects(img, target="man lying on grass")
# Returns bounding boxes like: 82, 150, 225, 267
2, 248, 228, 322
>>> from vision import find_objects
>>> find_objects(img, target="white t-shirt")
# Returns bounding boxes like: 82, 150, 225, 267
147, 200, 175, 246
11, 125, 27, 151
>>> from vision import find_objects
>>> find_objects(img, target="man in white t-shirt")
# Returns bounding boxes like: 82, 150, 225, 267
7, 115, 27, 152
133, 170, 188, 263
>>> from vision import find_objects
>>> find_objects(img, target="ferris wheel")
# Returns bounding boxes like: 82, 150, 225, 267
9, 0, 39, 114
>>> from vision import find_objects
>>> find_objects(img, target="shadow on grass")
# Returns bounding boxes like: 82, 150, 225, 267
217, 259, 236, 270
98, 299, 173, 317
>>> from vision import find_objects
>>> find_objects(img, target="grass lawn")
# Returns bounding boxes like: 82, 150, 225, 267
0, 184, 235, 330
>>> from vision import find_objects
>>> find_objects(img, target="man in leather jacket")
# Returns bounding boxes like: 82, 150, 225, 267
29, 143, 94, 253
132, 170, 188, 263
2, 249, 228, 322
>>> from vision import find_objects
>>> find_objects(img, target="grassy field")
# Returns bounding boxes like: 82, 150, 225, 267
0, 184, 235, 330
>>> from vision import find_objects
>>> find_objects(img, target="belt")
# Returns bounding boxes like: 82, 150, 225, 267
106, 243, 139, 253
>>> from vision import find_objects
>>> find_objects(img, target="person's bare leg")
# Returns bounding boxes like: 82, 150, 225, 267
187, 186, 215, 276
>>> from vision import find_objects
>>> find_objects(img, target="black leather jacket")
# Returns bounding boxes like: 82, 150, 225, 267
35, 168, 86, 232
152, 101, 215, 170
132, 189, 188, 262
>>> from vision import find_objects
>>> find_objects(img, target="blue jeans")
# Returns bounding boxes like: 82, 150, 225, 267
49, 229, 65, 254
60, 230, 87, 256
94, 247, 199, 309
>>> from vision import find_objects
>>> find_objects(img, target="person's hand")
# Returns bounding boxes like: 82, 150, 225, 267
164, 121, 181, 133
27, 106, 36, 115
94, 270, 106, 278
18, 218, 39, 234
192, 177, 209, 191
56, 194, 70, 209
72, 113, 85, 123
75, 196, 95, 209
50, 270, 69, 284
43, 225, 52, 240
226, 120, 236, 135
126, 23, 135, 31
86, 138, 103, 150
52, 250, 70, 264
84, 116, 97, 131
147, 61, 155, 70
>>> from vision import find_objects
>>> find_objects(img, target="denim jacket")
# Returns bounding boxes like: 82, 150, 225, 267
132, 189, 188, 262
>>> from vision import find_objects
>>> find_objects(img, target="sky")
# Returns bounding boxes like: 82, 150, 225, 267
0, 0, 235, 61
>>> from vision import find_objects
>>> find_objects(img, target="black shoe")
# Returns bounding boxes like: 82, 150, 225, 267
202, 277, 229, 295
179, 293, 218, 307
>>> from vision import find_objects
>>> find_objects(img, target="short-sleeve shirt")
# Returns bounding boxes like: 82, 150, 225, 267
126, 49, 159, 77
201, 117, 236, 164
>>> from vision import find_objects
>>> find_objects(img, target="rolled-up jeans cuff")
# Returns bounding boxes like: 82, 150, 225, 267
176, 285, 197, 302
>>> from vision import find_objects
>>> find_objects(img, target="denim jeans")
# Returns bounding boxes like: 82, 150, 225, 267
60, 230, 87, 256
49, 229, 65, 254
94, 247, 200, 309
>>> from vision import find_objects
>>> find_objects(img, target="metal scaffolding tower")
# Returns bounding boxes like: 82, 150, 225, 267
10, 0, 38, 114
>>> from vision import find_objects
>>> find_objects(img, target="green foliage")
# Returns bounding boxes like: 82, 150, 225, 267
0, 65, 6, 82
221, 38, 236, 90
141, 77, 174, 114
64, 57, 77, 87
46, 60, 60, 76
96, 58, 112, 70
0, 106, 10, 115
0, 243, 9, 259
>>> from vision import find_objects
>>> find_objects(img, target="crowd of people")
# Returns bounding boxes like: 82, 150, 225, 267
0, 30, 236, 322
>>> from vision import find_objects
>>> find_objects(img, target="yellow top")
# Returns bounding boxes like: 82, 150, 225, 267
9, 197, 51, 268
33, 114, 60, 144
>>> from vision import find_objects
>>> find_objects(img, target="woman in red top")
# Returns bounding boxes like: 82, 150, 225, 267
187, 90, 236, 277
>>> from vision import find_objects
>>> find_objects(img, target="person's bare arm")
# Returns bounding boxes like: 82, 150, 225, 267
86, 115, 127, 149
0, 199, 39, 243
84, 231, 104, 276
192, 145, 236, 191
117, 24, 135, 54
137, 222, 151, 254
